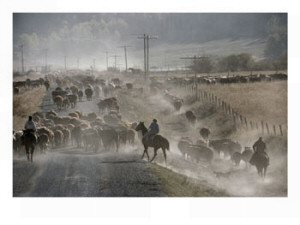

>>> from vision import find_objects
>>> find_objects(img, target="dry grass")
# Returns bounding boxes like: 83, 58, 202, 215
13, 73, 44, 82
148, 163, 228, 197
13, 87, 46, 130
197, 81, 287, 126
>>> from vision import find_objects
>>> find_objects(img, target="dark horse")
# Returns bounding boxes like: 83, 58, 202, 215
135, 122, 170, 163
250, 151, 269, 178
23, 131, 38, 162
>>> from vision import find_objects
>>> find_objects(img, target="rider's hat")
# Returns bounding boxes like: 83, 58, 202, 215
153, 119, 157, 122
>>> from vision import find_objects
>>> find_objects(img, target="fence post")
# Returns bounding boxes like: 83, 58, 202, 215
273, 124, 276, 135
261, 121, 264, 134
266, 122, 270, 134
240, 115, 244, 124
233, 115, 236, 127
279, 125, 283, 136
244, 117, 248, 129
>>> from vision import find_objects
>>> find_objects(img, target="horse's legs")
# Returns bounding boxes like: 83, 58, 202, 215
30, 146, 34, 162
25, 146, 30, 162
263, 166, 267, 179
150, 148, 158, 162
162, 148, 167, 165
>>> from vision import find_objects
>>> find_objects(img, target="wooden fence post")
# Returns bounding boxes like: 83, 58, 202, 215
266, 122, 270, 134
244, 117, 248, 129
261, 121, 264, 134
233, 115, 236, 127
279, 125, 283, 136
273, 124, 276, 135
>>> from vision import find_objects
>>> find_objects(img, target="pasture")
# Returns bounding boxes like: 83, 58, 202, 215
196, 80, 287, 126
13, 86, 46, 130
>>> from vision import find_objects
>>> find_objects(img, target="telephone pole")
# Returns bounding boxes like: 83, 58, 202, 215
118, 45, 131, 72
110, 55, 121, 69
44, 49, 48, 73
20, 45, 24, 73
64, 56, 67, 70
137, 34, 157, 79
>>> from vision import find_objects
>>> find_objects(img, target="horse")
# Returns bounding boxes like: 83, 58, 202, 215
23, 131, 38, 162
135, 122, 169, 163
250, 151, 269, 178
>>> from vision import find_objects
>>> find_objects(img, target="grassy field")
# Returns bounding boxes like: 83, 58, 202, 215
197, 81, 287, 126
147, 163, 229, 197
13, 87, 46, 131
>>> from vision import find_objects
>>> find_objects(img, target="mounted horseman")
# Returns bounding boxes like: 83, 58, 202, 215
250, 137, 270, 178
21, 116, 38, 162
135, 119, 169, 163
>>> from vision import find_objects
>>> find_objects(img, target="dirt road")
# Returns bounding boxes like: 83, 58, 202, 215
13, 150, 166, 197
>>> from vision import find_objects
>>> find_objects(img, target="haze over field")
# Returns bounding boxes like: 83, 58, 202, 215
13, 13, 287, 71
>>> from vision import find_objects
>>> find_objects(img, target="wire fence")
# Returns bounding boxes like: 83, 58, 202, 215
184, 84, 287, 137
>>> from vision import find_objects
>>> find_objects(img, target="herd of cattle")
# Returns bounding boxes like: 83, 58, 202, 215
13, 71, 270, 170
177, 136, 254, 168
165, 73, 287, 86
13, 78, 50, 95
13, 73, 140, 155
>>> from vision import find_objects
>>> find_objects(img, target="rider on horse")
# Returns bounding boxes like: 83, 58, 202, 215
21, 116, 37, 144
144, 119, 159, 141
250, 137, 269, 165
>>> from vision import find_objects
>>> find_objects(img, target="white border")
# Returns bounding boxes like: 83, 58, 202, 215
1, 0, 300, 223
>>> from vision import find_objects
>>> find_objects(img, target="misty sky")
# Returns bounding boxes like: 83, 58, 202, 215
13, 13, 287, 71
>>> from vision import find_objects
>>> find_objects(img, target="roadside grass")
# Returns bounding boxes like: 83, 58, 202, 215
148, 163, 229, 197
13, 87, 46, 131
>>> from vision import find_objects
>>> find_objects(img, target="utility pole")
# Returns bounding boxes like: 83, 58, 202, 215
137, 34, 157, 79
64, 56, 67, 70
104, 51, 112, 71
44, 49, 48, 73
20, 45, 24, 73
110, 55, 121, 69
118, 45, 131, 72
